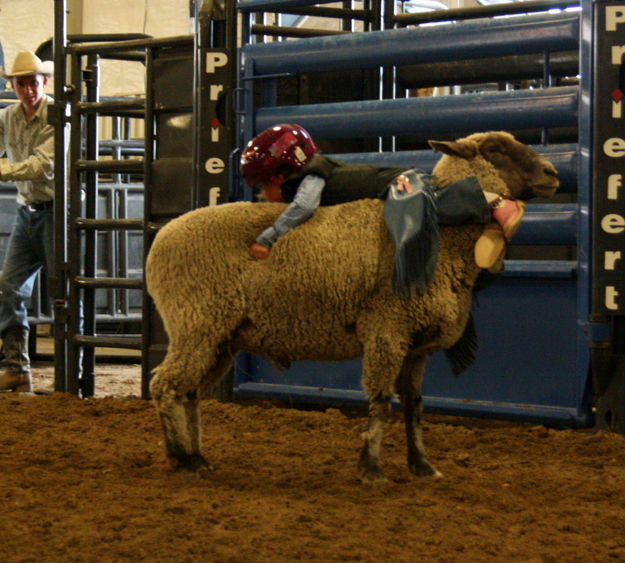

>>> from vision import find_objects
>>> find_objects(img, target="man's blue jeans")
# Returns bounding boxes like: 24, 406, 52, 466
0, 206, 53, 335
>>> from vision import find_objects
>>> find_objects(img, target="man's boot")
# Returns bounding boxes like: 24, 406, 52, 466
0, 326, 32, 392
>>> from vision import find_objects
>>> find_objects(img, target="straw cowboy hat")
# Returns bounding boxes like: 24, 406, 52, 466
0, 50, 53, 79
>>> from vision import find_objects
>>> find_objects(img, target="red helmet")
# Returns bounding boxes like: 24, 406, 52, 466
240, 123, 317, 186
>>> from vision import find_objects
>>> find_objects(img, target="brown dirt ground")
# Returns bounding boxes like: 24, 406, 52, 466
1, 360, 624, 563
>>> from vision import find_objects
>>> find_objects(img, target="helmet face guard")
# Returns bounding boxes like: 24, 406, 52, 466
240, 123, 317, 186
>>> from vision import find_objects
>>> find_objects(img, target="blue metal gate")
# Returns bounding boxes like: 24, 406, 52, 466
232, 2, 598, 426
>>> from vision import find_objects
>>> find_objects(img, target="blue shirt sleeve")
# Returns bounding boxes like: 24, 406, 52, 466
255, 174, 325, 249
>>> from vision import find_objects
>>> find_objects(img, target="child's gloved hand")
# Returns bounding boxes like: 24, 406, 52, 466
394, 174, 413, 193
249, 242, 270, 260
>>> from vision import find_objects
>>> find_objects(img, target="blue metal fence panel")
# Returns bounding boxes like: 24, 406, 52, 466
255, 87, 579, 139
241, 13, 580, 75
234, 6, 593, 426
235, 268, 588, 426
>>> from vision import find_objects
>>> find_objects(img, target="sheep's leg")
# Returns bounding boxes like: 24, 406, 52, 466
183, 389, 203, 461
150, 349, 233, 472
358, 330, 411, 484
152, 382, 209, 471
358, 393, 392, 484
396, 352, 442, 478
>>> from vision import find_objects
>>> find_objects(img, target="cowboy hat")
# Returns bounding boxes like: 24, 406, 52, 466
0, 50, 53, 79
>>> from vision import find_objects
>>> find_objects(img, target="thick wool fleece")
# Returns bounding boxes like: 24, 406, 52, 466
146, 197, 481, 399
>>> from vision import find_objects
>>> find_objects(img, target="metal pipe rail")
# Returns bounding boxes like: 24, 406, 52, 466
74, 218, 143, 230
238, 0, 356, 12
502, 259, 577, 278
251, 25, 349, 38
397, 51, 579, 89
97, 140, 144, 157
391, 0, 580, 27
144, 221, 169, 234
92, 313, 141, 323
255, 86, 578, 139
514, 204, 577, 246
75, 159, 144, 174
75, 276, 143, 290
98, 140, 143, 150
66, 35, 193, 56
76, 99, 145, 117
36, 34, 152, 63
74, 334, 142, 350
240, 12, 579, 75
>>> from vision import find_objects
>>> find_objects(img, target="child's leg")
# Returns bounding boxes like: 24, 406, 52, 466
435, 177, 526, 270
435, 176, 491, 225
475, 196, 525, 269
436, 178, 525, 236
474, 223, 507, 270
484, 193, 525, 239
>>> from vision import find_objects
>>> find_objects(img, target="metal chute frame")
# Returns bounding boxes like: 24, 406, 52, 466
233, 0, 604, 428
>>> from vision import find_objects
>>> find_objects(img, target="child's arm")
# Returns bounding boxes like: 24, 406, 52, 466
250, 174, 325, 259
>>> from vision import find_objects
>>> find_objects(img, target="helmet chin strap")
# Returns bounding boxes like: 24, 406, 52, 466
269, 173, 285, 185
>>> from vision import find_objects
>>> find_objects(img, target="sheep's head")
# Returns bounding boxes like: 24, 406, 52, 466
429, 131, 559, 201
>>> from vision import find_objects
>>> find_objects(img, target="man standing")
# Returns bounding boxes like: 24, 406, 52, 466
0, 51, 54, 392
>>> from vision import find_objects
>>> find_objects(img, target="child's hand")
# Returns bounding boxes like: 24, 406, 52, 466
249, 242, 270, 260
395, 175, 413, 193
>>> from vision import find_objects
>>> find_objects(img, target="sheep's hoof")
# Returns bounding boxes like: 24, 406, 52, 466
358, 462, 389, 485
359, 469, 389, 485
170, 453, 211, 472
409, 460, 442, 478
358, 446, 388, 484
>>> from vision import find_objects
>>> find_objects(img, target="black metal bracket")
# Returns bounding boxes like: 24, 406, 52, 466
593, 348, 625, 434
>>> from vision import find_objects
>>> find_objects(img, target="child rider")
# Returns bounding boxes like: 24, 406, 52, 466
241, 124, 524, 279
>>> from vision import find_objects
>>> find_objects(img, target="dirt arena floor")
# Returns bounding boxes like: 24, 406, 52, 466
1, 360, 624, 562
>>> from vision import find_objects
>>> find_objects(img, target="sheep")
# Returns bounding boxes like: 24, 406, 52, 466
146, 131, 559, 483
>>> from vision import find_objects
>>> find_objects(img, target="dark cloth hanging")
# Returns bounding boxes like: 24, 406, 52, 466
383, 170, 440, 297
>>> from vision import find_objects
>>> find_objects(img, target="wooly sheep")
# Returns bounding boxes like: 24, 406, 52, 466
146, 131, 559, 483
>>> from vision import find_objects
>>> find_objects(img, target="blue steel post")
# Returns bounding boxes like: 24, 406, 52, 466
579, 0, 596, 419
236, 54, 257, 201
587, 0, 625, 432
53, 0, 68, 392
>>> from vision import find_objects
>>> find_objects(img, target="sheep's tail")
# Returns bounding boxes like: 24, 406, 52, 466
383, 170, 439, 297
444, 312, 478, 376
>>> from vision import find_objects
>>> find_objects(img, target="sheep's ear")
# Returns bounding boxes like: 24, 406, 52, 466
428, 139, 477, 159
477, 137, 508, 157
